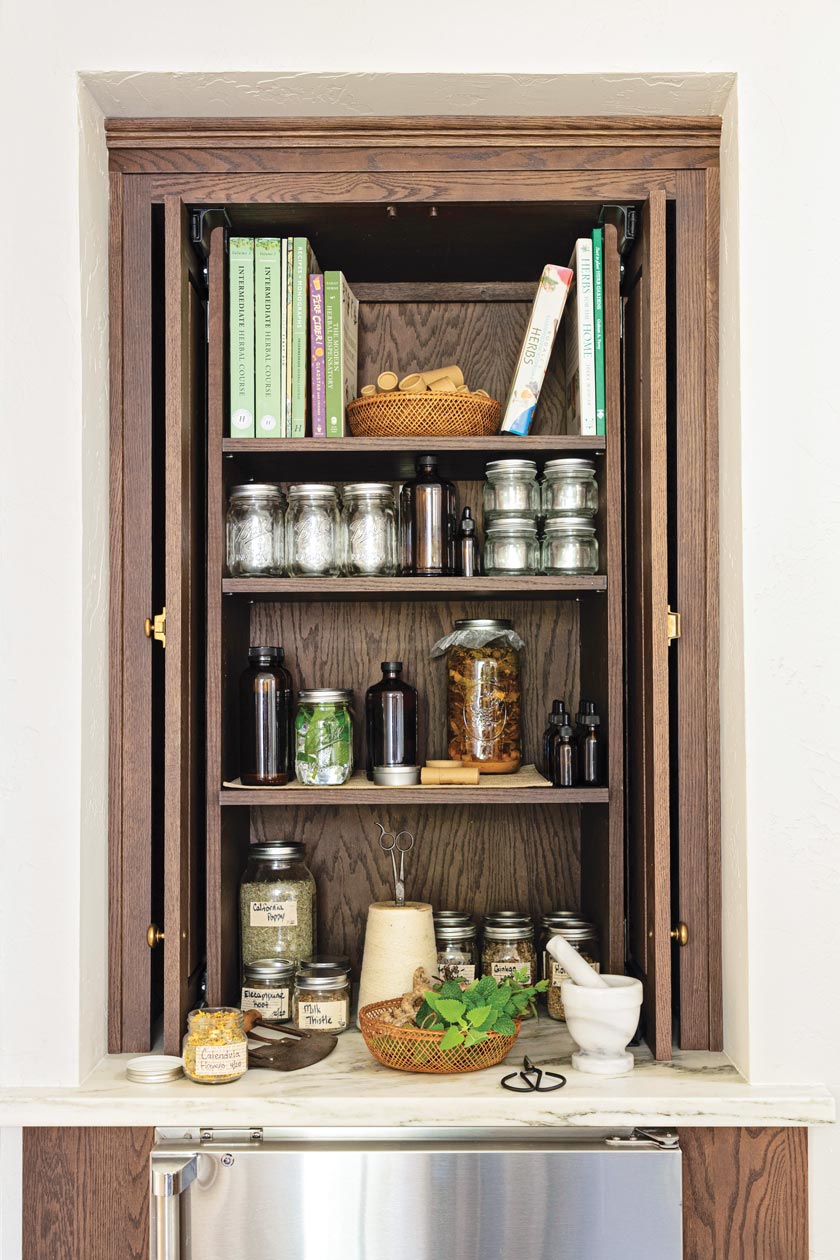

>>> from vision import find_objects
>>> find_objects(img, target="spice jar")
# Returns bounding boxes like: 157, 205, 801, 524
541, 517, 599, 575
483, 517, 540, 576
541, 458, 599, 518
541, 918, 600, 1021
432, 619, 523, 774
239, 842, 316, 967
341, 483, 397, 576
226, 484, 285, 577
286, 484, 342, 576
482, 923, 537, 1016
483, 459, 540, 519
240, 957, 295, 1023
182, 1008, 248, 1084
436, 922, 479, 982
295, 688, 354, 785
293, 961, 351, 1032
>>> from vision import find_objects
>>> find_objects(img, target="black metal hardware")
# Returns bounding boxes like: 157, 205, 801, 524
598, 204, 638, 256
190, 207, 233, 261
500, 1055, 567, 1093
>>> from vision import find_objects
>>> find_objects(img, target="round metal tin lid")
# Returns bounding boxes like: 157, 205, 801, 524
297, 688, 354, 704
248, 842, 305, 861
436, 923, 478, 941
483, 924, 535, 941
543, 516, 597, 532
453, 618, 514, 631
485, 459, 538, 474
229, 483, 284, 497
542, 458, 596, 474
288, 483, 339, 497
125, 1055, 184, 1085
244, 957, 296, 981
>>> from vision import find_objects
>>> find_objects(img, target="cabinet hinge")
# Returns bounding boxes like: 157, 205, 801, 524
606, 1128, 679, 1150
144, 606, 166, 648
667, 606, 681, 644
199, 1127, 264, 1144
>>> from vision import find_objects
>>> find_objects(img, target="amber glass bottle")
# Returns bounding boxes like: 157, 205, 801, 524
239, 646, 292, 786
365, 661, 418, 779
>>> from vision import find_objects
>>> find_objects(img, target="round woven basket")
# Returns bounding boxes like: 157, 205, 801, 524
358, 998, 521, 1074
347, 391, 501, 439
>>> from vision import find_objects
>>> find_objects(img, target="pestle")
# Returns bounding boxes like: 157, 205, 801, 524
547, 934, 609, 989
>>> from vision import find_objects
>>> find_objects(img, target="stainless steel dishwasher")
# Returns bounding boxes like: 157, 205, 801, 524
150, 1126, 682, 1259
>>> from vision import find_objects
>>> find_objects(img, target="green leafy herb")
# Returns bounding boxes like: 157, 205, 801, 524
414, 971, 548, 1052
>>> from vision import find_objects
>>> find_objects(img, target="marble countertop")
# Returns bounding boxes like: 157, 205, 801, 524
0, 1022, 832, 1129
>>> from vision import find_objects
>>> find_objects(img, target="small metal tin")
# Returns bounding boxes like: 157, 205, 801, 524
126, 1055, 184, 1085
372, 764, 421, 786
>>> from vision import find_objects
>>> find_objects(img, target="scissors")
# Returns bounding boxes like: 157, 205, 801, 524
501, 1055, 567, 1093
376, 823, 414, 906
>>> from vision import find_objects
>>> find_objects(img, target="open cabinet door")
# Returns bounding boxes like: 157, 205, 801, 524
623, 191, 672, 1059
163, 196, 207, 1054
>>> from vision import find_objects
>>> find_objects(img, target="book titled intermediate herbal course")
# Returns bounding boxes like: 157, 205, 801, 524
229, 238, 255, 437
255, 239, 282, 437
565, 238, 597, 436
500, 264, 574, 435
324, 272, 359, 438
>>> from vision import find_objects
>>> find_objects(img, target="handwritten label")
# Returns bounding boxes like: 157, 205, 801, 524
444, 964, 476, 981
549, 960, 599, 987
193, 1042, 248, 1077
240, 985, 290, 1020
297, 1000, 347, 1031
491, 962, 532, 983
250, 900, 297, 927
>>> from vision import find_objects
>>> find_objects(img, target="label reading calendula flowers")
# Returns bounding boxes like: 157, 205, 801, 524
491, 962, 532, 982
240, 986, 290, 1020
250, 900, 298, 927
297, 1000, 347, 1031
194, 1042, 248, 1077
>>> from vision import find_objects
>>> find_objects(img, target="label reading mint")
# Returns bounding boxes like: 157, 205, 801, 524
193, 1042, 248, 1077
297, 999, 347, 1031
491, 962, 532, 983
250, 900, 297, 927
240, 985, 290, 1021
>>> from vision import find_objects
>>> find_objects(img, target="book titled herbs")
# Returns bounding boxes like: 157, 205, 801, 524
228, 237, 255, 437
500, 264, 574, 435
254, 239, 282, 437
290, 238, 320, 437
565, 238, 597, 435
309, 274, 327, 438
324, 271, 359, 438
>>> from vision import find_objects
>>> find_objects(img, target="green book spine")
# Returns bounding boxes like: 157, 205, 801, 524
291, 238, 320, 437
255, 239, 282, 437
279, 237, 288, 438
324, 272, 343, 438
228, 237, 255, 438
285, 238, 294, 437
592, 227, 606, 437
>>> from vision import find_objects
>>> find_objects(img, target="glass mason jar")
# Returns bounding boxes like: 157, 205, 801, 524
541, 517, 599, 575
484, 517, 540, 576
239, 646, 292, 786
483, 459, 540, 519
541, 919, 600, 1021
444, 619, 522, 773
482, 923, 537, 1017
239, 842, 317, 967
436, 922, 479, 982
287, 484, 342, 576
226, 484, 285, 577
182, 1007, 248, 1084
295, 688, 354, 785
541, 458, 599, 518
293, 961, 351, 1032
341, 482, 397, 576
240, 957, 295, 1024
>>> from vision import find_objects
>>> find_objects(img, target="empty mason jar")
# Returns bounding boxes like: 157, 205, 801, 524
341, 483, 397, 575
226, 484, 285, 576
484, 517, 539, 575
541, 459, 599, 518
542, 517, 599, 575
483, 459, 540, 520
287, 484, 342, 576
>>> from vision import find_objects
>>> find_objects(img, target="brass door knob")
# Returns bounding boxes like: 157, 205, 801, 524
670, 922, 689, 947
147, 923, 165, 949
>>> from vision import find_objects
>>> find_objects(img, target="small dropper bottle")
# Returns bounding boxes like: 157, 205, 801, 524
575, 700, 602, 787
456, 507, 481, 577
542, 699, 567, 777
551, 717, 578, 789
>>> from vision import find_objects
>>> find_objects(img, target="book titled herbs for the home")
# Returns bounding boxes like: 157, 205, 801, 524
501, 264, 574, 436
324, 272, 359, 438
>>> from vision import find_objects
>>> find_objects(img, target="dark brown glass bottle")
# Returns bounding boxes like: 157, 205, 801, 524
239, 646, 291, 786
575, 700, 601, 787
365, 661, 418, 779
551, 719, 578, 789
542, 700, 567, 777
399, 454, 457, 575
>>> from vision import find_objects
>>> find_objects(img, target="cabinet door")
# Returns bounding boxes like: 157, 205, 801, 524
162, 195, 207, 1053
622, 191, 672, 1059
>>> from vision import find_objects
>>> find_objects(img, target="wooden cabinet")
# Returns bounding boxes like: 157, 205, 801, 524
106, 115, 722, 1059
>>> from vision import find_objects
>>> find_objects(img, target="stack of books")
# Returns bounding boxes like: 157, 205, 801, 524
228, 236, 359, 438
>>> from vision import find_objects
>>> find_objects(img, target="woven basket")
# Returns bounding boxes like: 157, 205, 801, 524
347, 391, 501, 439
358, 998, 521, 1074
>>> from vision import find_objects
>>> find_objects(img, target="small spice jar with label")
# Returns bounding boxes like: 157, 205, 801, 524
482, 922, 537, 1016
436, 921, 479, 982
182, 1008, 248, 1084
541, 918, 600, 1021
240, 957, 295, 1024
293, 961, 351, 1033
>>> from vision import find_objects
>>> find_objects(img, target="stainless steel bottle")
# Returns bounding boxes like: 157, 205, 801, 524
399, 454, 456, 576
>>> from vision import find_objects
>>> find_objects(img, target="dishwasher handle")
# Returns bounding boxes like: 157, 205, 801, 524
150, 1156, 198, 1260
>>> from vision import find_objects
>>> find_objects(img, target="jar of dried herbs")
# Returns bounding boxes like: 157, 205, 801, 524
431, 618, 524, 774
295, 689, 354, 785
482, 923, 537, 1017
240, 957, 295, 1023
293, 961, 351, 1032
436, 921, 479, 981
239, 842, 316, 968
540, 918, 600, 1021
182, 1008, 248, 1084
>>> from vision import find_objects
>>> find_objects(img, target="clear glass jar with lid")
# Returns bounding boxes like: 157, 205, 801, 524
239, 842, 317, 967
433, 619, 523, 774
542, 517, 599, 575
287, 483, 342, 576
182, 1007, 248, 1084
483, 459, 540, 519
295, 689, 354, 785
226, 483, 285, 576
482, 922, 537, 1016
240, 957, 295, 1023
541, 458, 599, 518
436, 921, 479, 981
541, 917, 600, 1021
341, 483, 397, 575
484, 517, 540, 576
293, 961, 351, 1032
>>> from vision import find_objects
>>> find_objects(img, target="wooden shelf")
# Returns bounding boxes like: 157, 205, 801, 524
223, 575, 606, 601
220, 784, 609, 806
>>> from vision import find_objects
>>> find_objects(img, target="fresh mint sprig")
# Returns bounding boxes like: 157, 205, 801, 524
416, 970, 548, 1050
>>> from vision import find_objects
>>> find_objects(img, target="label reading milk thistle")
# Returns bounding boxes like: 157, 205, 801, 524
250, 901, 298, 927
194, 1042, 248, 1077
297, 1000, 347, 1031
491, 962, 532, 983
240, 986, 290, 1020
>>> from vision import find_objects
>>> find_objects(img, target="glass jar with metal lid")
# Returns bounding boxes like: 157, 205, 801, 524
436, 921, 479, 982
542, 516, 599, 575
287, 483, 342, 576
434, 909, 473, 927
541, 918, 600, 1021
432, 619, 523, 774
485, 910, 533, 927
541, 459, 599, 518
226, 483, 286, 577
483, 459, 540, 519
240, 957, 295, 1023
482, 922, 537, 1015
341, 483, 397, 576
182, 1007, 248, 1084
483, 517, 540, 576
293, 961, 351, 1032
239, 842, 316, 967
295, 688, 354, 785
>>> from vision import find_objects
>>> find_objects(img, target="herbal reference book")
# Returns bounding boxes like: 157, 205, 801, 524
255, 238, 282, 437
229, 237, 255, 437
500, 264, 574, 436
324, 272, 359, 438
565, 238, 597, 436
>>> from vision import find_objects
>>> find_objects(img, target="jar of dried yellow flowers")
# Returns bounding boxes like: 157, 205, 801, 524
182, 1007, 248, 1084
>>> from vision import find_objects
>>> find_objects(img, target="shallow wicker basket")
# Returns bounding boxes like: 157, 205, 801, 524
347, 391, 501, 439
358, 998, 521, 1074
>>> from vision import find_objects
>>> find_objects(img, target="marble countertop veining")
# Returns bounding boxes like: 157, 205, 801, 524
0, 1022, 832, 1129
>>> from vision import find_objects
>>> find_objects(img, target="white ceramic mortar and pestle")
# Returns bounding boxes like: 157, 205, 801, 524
546, 935, 643, 1076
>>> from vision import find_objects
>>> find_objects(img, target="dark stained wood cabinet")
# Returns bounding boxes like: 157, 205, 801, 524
106, 116, 723, 1060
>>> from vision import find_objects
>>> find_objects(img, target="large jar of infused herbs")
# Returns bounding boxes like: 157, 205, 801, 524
431, 618, 523, 774
295, 689, 354, 785
239, 842, 316, 967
